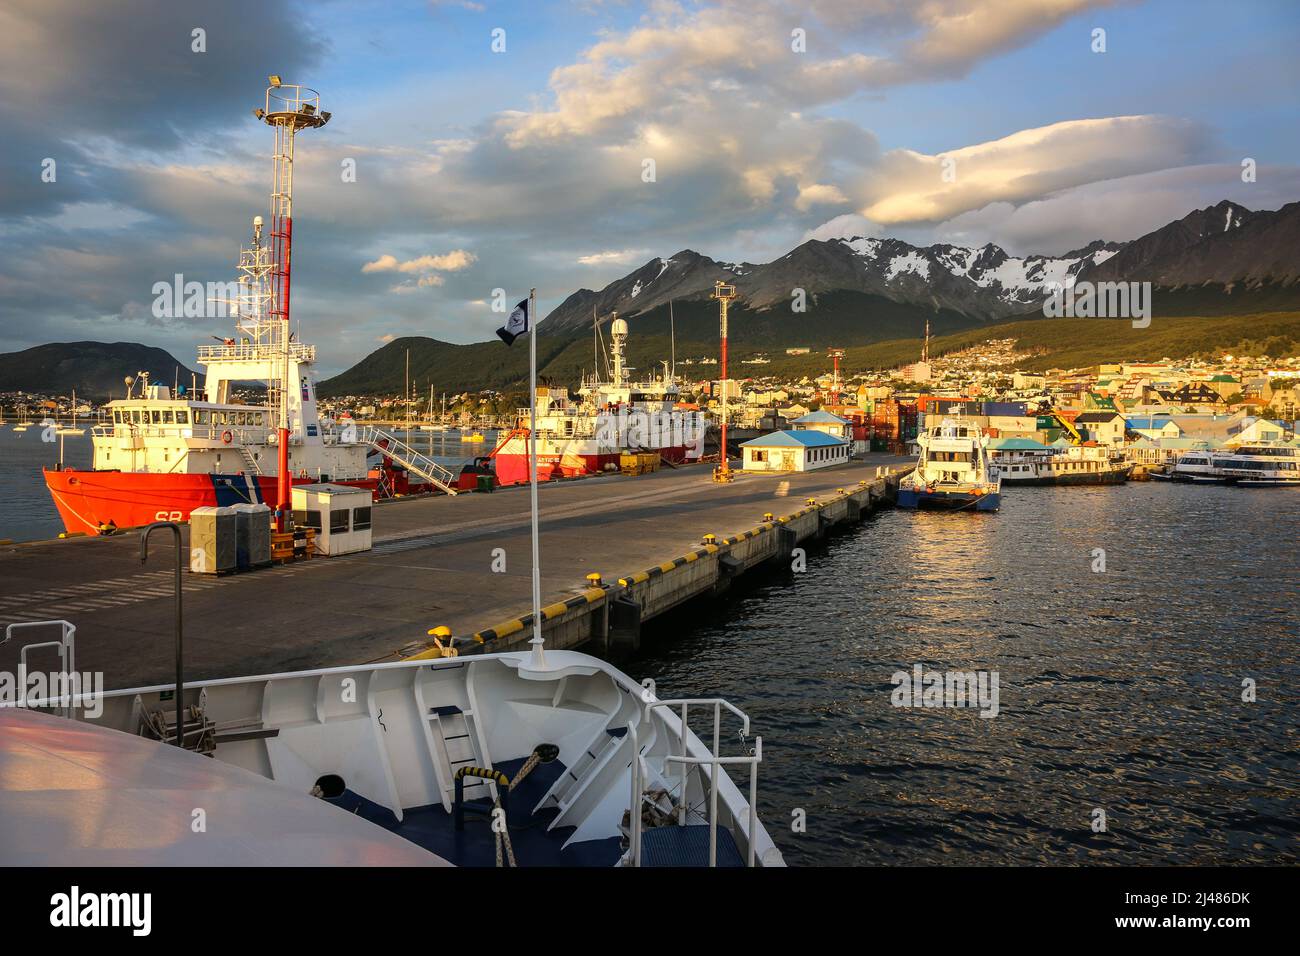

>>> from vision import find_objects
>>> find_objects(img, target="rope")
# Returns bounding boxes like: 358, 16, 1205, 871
509, 751, 542, 790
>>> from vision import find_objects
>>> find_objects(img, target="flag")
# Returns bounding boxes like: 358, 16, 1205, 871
496, 298, 530, 345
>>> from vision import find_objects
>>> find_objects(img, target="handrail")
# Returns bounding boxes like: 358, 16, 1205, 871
1, 620, 77, 718
140, 522, 185, 747
643, 697, 761, 867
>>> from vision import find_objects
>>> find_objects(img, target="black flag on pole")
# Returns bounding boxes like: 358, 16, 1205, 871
495, 298, 530, 345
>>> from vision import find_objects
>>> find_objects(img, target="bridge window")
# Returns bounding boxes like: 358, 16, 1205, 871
150, 410, 161, 424
162, 409, 174, 424
194, 409, 208, 424
176, 410, 189, 424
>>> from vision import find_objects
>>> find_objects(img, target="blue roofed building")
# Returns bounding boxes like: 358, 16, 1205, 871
740, 429, 849, 472
789, 409, 851, 440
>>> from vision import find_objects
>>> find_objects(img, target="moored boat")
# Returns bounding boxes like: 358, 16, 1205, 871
489, 317, 707, 486
897, 412, 1001, 511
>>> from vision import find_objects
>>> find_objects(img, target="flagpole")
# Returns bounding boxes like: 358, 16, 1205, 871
528, 287, 544, 663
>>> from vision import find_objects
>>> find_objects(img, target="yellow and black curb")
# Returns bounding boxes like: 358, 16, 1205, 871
399, 475, 896, 661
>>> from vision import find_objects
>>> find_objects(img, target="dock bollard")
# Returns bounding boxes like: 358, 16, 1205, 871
586, 572, 602, 588
702, 533, 716, 545
805, 497, 817, 506
763, 512, 774, 522
835, 487, 844, 495
426, 625, 458, 658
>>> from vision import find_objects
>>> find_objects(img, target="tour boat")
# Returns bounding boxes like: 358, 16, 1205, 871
1173, 444, 1300, 485
897, 412, 1002, 511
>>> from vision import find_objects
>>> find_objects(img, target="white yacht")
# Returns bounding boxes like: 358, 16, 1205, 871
1174, 444, 1300, 485
897, 412, 1002, 511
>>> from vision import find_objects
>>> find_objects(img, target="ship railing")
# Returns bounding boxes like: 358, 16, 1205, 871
632, 697, 762, 868
95, 423, 272, 445
1, 621, 77, 719
195, 342, 315, 363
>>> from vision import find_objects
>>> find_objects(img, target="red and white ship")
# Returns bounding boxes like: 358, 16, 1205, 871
489, 316, 708, 485
44, 80, 459, 536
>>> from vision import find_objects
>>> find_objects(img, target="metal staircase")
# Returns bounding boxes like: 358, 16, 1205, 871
237, 445, 261, 475
357, 425, 459, 495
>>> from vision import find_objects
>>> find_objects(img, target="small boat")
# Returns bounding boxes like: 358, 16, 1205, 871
461, 431, 486, 443
897, 412, 1001, 511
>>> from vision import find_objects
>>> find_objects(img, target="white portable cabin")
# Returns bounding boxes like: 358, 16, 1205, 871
291, 483, 372, 556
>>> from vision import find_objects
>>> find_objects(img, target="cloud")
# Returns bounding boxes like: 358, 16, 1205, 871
858, 115, 1214, 224
932, 163, 1300, 255
577, 249, 648, 266
362, 250, 477, 274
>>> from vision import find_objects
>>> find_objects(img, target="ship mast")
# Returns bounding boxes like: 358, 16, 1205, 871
254, 75, 330, 532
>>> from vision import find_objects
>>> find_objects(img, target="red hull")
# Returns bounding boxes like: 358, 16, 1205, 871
43, 469, 378, 536
491, 446, 689, 486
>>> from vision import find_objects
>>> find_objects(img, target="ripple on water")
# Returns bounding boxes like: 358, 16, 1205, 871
630, 483, 1300, 865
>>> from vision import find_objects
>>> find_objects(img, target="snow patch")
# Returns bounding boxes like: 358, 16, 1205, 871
886, 251, 930, 280
630, 280, 642, 298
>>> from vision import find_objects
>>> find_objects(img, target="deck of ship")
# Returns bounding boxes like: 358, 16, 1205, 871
0, 455, 911, 689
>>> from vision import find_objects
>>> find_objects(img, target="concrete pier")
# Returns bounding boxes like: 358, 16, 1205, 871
0, 455, 910, 688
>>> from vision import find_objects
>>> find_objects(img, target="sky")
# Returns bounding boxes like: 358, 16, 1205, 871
0, 0, 1297, 374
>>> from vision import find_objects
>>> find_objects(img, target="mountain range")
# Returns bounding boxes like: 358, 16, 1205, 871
539, 199, 1300, 336
3, 200, 1298, 399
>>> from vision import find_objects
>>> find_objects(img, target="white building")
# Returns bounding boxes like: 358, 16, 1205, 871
740, 429, 849, 472
789, 409, 851, 440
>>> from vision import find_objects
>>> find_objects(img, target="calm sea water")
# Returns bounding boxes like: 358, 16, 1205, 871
0, 426, 492, 542
630, 482, 1299, 865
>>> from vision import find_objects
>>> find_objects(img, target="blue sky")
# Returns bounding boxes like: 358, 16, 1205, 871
1, 0, 1297, 374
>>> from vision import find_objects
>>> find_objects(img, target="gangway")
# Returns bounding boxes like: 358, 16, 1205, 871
357, 426, 459, 495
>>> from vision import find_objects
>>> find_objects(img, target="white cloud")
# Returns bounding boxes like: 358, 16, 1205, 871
362, 249, 477, 274
577, 249, 648, 266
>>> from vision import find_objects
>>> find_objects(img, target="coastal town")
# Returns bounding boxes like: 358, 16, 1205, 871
7, 335, 1297, 483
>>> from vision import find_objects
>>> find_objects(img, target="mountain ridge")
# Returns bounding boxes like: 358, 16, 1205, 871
539, 199, 1300, 334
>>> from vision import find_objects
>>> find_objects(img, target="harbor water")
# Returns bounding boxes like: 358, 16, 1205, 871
0, 426, 495, 542
631, 481, 1299, 865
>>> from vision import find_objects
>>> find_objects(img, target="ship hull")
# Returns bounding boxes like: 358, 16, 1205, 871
999, 467, 1132, 486
492, 444, 692, 486
43, 469, 378, 536
897, 487, 1001, 511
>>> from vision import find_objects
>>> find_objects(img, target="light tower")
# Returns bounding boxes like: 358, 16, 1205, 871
253, 75, 330, 532
828, 348, 845, 408
712, 280, 738, 483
